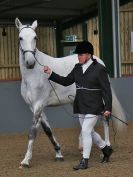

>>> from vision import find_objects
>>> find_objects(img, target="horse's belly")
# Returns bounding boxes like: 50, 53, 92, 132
47, 84, 76, 106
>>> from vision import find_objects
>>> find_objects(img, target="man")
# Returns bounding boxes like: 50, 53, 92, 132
43, 41, 113, 170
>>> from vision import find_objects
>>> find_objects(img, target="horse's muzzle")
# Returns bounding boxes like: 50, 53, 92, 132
26, 61, 35, 69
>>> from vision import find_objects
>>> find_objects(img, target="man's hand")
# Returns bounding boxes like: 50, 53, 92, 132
103, 111, 111, 117
43, 66, 52, 75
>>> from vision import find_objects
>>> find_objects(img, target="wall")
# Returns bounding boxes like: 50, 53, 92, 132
1, 1, 133, 80
62, 19, 100, 57
120, 1, 133, 75
62, 1, 133, 76
0, 78, 132, 133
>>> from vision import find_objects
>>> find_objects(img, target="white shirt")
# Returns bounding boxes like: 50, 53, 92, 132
82, 59, 93, 73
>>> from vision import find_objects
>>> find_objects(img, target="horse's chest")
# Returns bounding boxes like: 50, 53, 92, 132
22, 77, 48, 102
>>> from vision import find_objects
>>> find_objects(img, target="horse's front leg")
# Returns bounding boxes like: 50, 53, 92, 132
41, 112, 64, 161
20, 115, 41, 168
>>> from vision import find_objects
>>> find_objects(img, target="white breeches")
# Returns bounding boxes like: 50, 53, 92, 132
79, 114, 106, 159
102, 118, 111, 146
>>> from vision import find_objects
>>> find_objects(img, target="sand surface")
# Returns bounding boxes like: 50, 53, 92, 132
0, 121, 132, 177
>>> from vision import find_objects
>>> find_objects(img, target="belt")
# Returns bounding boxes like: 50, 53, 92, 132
76, 84, 101, 91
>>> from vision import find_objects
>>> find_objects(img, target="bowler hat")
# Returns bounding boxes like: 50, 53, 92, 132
74, 41, 94, 55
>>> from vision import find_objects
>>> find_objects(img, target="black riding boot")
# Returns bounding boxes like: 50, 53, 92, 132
73, 158, 89, 170
101, 145, 113, 163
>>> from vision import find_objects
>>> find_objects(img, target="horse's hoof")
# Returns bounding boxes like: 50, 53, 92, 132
55, 157, 64, 162
19, 164, 30, 169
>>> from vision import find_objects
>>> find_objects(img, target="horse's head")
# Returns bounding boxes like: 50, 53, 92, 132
15, 18, 38, 69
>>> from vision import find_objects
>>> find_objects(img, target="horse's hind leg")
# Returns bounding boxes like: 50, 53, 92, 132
41, 112, 64, 161
20, 117, 41, 168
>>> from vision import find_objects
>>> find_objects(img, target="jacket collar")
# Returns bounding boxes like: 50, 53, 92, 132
82, 59, 97, 75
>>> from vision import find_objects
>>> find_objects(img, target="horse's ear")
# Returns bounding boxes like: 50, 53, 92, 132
15, 17, 22, 29
31, 20, 38, 30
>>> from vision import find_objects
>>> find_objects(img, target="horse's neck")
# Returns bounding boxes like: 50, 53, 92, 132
36, 50, 79, 75
35, 51, 104, 76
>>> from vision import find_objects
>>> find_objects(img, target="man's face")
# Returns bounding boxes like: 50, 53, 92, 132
78, 53, 91, 64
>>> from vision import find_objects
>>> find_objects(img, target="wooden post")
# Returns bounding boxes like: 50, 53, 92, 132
98, 0, 114, 77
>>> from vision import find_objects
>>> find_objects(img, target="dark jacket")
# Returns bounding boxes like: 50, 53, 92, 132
49, 59, 112, 115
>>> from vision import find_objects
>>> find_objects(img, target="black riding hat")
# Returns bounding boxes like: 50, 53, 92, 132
74, 41, 94, 55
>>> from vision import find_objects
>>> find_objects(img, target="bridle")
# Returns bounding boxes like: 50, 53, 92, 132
18, 25, 44, 66
19, 26, 37, 60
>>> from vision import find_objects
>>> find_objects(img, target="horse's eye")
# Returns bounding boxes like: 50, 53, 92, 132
19, 37, 23, 40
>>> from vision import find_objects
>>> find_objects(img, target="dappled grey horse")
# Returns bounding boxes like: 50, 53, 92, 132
15, 18, 126, 168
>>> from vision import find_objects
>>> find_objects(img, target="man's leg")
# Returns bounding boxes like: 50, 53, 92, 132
73, 114, 98, 170
92, 130, 113, 163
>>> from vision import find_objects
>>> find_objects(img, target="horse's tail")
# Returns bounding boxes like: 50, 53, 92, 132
111, 87, 127, 132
